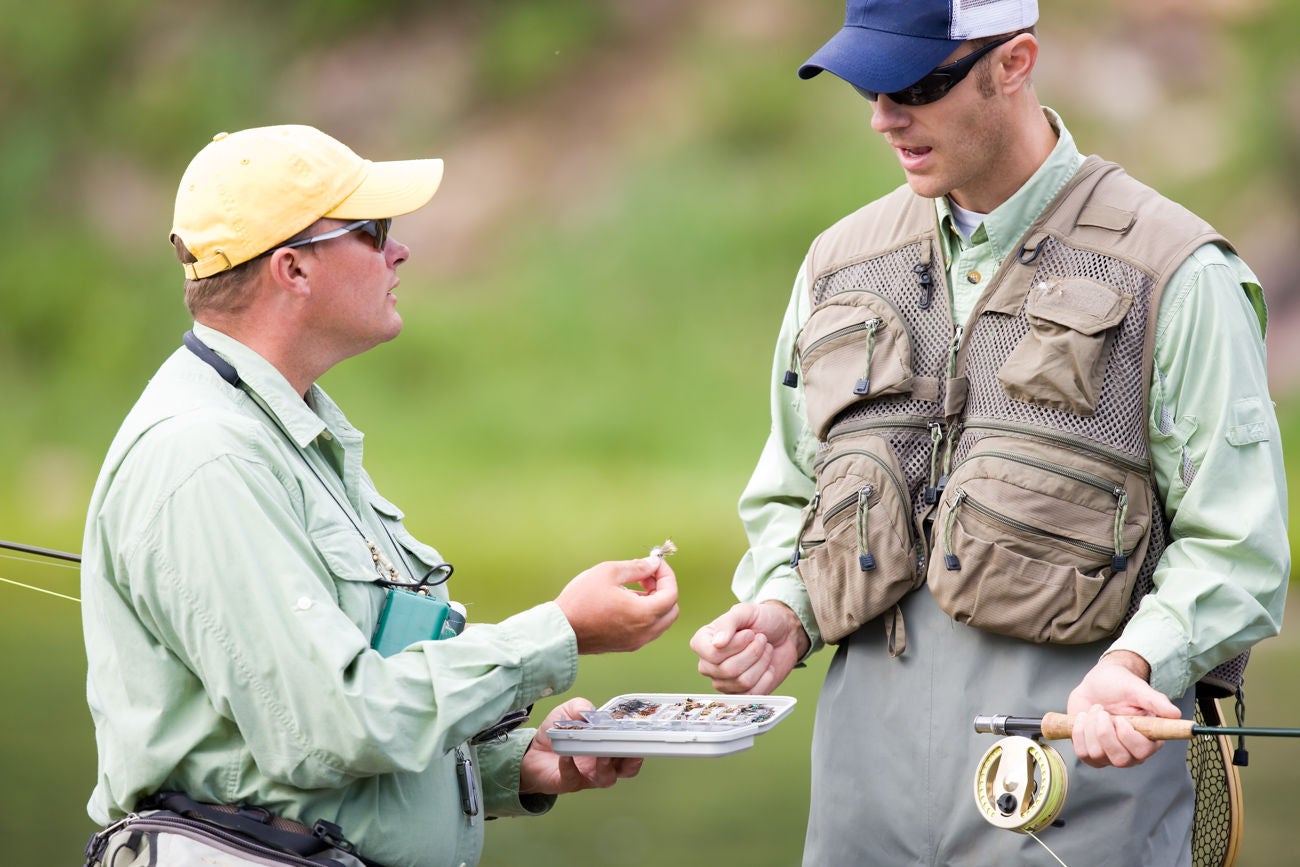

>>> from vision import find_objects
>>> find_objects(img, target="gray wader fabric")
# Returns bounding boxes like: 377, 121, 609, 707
804, 585, 1194, 867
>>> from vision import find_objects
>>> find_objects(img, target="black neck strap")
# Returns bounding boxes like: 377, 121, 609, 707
176, 328, 448, 591
183, 329, 241, 387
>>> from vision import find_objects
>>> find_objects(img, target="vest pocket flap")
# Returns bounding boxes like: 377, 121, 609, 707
798, 292, 916, 440
1025, 277, 1132, 336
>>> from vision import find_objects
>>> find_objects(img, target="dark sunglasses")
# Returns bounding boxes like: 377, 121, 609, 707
280, 218, 392, 252
855, 34, 1017, 106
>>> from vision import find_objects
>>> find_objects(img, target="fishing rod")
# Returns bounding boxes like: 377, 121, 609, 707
0, 539, 82, 603
0, 539, 82, 563
974, 712, 1300, 741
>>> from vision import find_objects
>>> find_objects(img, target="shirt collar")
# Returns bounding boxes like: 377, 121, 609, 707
191, 322, 358, 449
936, 107, 1085, 262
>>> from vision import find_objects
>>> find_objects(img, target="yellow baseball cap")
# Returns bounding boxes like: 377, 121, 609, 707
171, 125, 444, 280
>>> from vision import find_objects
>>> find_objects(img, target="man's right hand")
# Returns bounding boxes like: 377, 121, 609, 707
555, 558, 679, 654
689, 601, 808, 695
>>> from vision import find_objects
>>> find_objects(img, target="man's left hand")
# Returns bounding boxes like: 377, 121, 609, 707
519, 698, 643, 795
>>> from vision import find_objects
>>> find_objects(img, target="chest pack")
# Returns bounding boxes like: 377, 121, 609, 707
787, 156, 1245, 697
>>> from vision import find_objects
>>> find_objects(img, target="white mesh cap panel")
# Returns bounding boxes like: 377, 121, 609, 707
950, 0, 1038, 39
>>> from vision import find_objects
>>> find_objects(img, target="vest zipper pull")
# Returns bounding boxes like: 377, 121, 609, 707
1111, 486, 1129, 572
943, 489, 966, 570
791, 492, 820, 567
924, 422, 944, 504
857, 485, 876, 571
947, 323, 964, 380
937, 420, 961, 494
783, 340, 800, 388
853, 318, 883, 395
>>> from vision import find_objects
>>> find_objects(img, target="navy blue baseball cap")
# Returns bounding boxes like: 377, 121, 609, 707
799, 0, 1038, 94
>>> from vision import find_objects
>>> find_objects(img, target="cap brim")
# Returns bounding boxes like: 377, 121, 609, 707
798, 26, 961, 94
327, 157, 445, 220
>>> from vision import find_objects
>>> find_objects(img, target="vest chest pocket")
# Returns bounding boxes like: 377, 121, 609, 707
926, 439, 1151, 644
997, 276, 1132, 416
797, 293, 915, 439
794, 435, 919, 643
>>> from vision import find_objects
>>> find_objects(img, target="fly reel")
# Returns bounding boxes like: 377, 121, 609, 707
973, 735, 1069, 833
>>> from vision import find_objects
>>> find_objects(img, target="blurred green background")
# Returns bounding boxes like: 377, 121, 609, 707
2, 0, 1298, 864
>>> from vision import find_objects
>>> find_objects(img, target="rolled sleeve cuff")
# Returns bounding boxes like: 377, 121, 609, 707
1107, 611, 1191, 699
497, 601, 579, 708
477, 729, 555, 818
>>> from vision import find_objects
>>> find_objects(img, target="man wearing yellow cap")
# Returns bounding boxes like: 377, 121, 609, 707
80, 126, 679, 867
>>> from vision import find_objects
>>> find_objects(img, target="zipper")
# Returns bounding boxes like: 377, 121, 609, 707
801, 319, 879, 360
924, 422, 944, 504
783, 318, 885, 390
801, 485, 879, 565
973, 449, 1122, 495
946, 323, 964, 380
826, 415, 930, 444
821, 490, 858, 529
962, 418, 1149, 475
92, 813, 327, 867
819, 450, 916, 561
85, 813, 136, 862
974, 450, 1131, 569
944, 486, 1132, 568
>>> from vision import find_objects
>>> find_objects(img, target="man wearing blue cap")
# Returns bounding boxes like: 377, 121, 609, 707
691, 1, 1288, 864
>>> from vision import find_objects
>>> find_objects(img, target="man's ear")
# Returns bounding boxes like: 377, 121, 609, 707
999, 33, 1038, 94
264, 247, 313, 299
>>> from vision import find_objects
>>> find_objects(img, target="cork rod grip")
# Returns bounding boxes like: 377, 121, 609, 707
1040, 712, 1196, 741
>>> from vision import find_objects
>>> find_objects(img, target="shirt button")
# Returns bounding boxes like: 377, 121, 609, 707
540, 687, 554, 697
321, 431, 333, 441
967, 270, 981, 284
296, 596, 313, 611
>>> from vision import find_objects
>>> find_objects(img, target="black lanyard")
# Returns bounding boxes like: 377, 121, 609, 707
181, 330, 451, 591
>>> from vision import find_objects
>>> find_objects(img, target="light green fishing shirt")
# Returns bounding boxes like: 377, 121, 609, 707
81, 322, 578, 867
734, 111, 1288, 699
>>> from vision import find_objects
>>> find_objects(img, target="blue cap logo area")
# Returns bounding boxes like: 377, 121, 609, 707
799, 0, 1039, 94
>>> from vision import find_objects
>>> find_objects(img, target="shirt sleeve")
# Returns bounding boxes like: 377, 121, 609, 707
1107, 243, 1290, 698
123, 440, 578, 791
732, 259, 825, 652
476, 729, 555, 818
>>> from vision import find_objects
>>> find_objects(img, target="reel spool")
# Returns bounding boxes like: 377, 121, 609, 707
973, 736, 1069, 833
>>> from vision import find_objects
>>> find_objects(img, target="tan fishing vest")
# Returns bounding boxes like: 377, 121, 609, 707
789, 155, 1244, 695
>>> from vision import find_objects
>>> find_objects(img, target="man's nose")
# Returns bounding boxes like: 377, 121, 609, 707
869, 95, 911, 134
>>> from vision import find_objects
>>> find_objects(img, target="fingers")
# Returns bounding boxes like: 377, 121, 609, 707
695, 632, 775, 694
557, 560, 681, 653
1071, 705, 1166, 769
571, 754, 644, 789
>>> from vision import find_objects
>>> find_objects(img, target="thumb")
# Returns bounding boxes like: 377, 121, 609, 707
1142, 688, 1182, 719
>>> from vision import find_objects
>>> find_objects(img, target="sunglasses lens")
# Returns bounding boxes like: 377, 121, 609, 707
900, 79, 949, 106
375, 218, 391, 251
